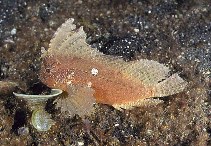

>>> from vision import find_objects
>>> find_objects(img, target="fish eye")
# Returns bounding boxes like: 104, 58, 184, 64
46, 68, 51, 73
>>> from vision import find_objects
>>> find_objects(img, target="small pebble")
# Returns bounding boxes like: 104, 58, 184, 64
78, 141, 84, 146
11, 28, 17, 35
134, 28, 139, 33
17, 127, 29, 136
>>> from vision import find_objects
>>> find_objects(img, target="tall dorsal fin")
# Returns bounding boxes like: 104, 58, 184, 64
48, 18, 76, 54
120, 59, 171, 86
98, 57, 187, 97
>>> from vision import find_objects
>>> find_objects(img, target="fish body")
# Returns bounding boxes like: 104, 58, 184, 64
40, 54, 154, 106
39, 19, 187, 115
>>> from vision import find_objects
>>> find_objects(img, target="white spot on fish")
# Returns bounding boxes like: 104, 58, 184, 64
87, 81, 92, 87
91, 68, 98, 76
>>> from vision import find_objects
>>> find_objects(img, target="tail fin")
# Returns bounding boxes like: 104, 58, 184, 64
154, 73, 187, 97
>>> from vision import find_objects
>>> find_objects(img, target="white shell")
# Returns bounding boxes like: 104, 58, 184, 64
13, 89, 62, 131
31, 109, 55, 131
13, 89, 62, 103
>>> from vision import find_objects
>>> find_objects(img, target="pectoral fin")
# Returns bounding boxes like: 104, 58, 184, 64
55, 84, 96, 117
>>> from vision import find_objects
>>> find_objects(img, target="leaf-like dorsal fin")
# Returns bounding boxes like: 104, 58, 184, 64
49, 18, 76, 52
116, 59, 187, 97
46, 18, 120, 61
51, 24, 106, 60
121, 59, 171, 86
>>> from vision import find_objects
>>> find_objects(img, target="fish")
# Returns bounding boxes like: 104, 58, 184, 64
39, 18, 187, 117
